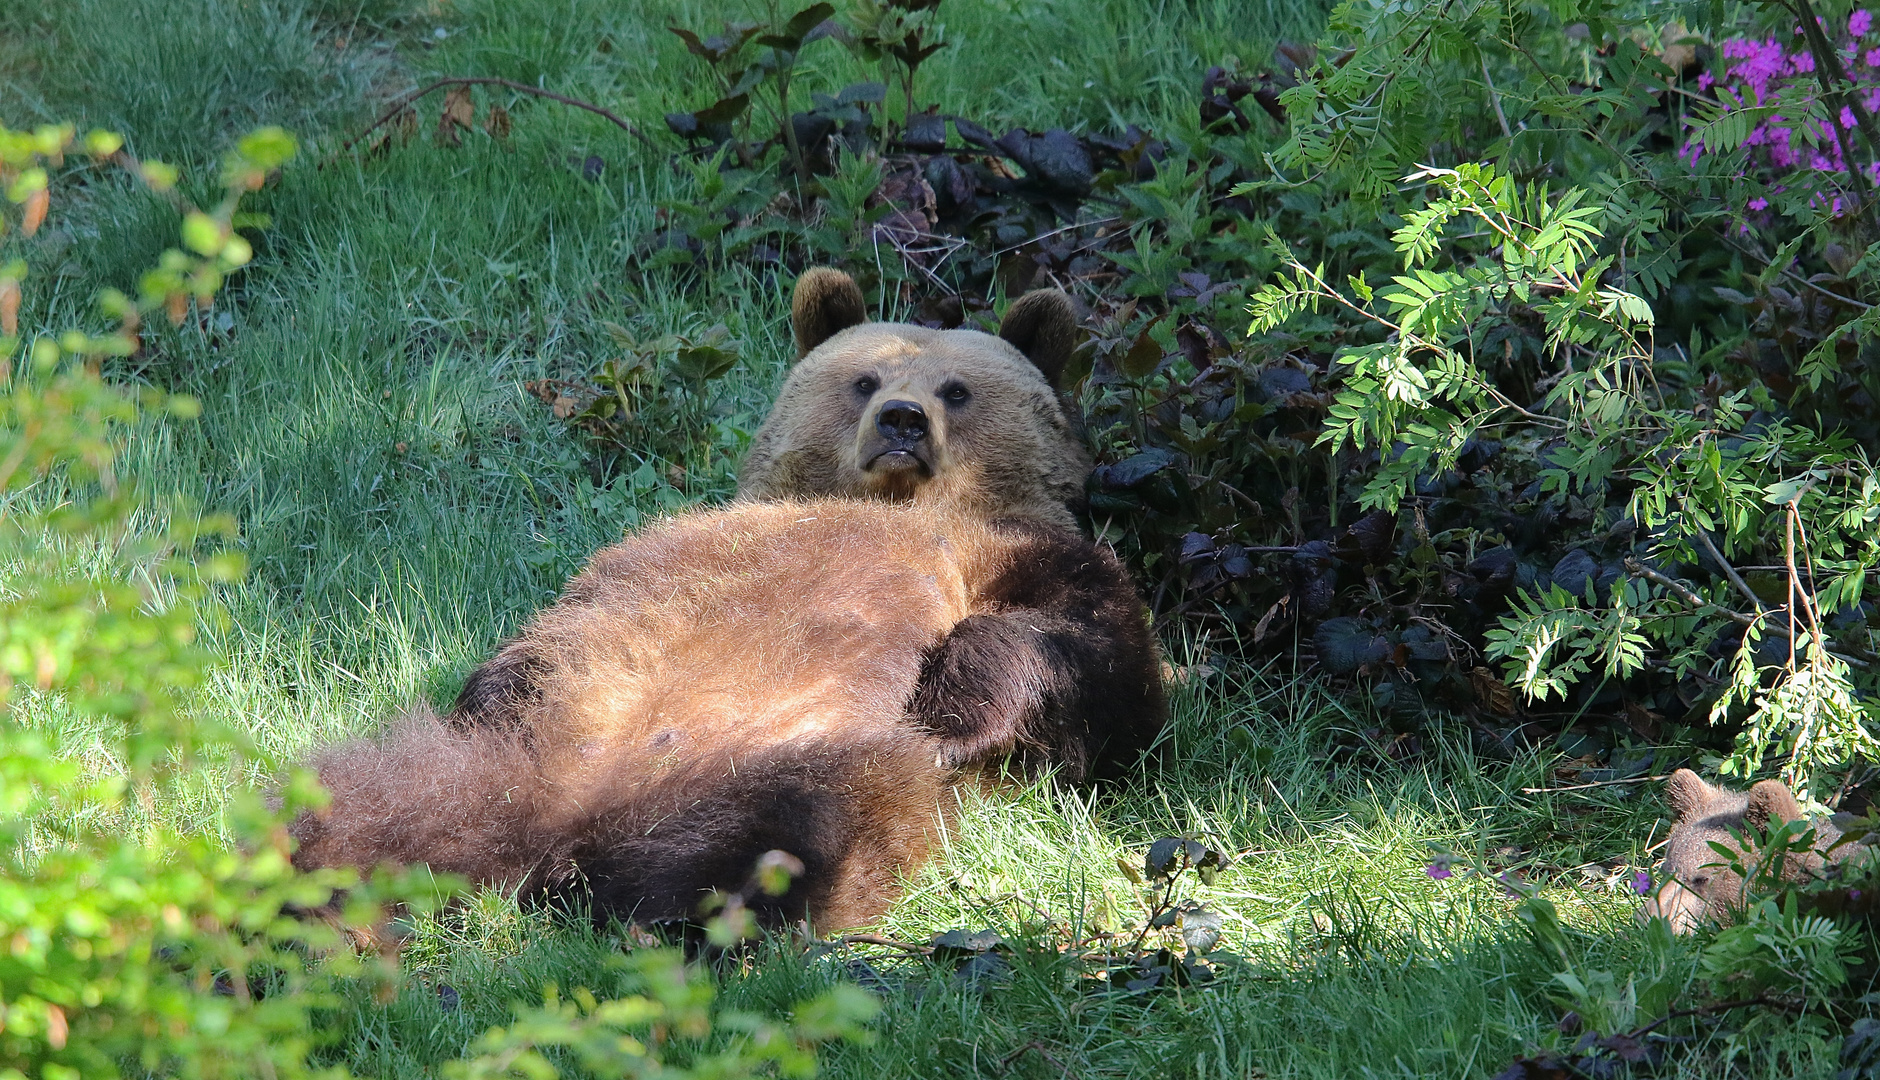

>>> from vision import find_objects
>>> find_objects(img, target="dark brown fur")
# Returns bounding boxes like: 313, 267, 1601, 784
291, 270, 1163, 933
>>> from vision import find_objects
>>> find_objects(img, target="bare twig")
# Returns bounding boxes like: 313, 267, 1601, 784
1480, 56, 1512, 139
1628, 995, 1780, 1039
1001, 1041, 1079, 1079
992, 216, 1122, 256
1724, 236, 1875, 310
829, 933, 930, 953
1689, 525, 1765, 614
1521, 773, 1670, 794
342, 77, 659, 155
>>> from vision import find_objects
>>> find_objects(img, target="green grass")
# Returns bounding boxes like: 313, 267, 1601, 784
0, 0, 1861, 1075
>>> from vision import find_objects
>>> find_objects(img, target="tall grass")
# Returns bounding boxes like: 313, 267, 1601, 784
0, 0, 1853, 1075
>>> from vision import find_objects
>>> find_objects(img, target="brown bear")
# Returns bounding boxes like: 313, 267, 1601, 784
289, 269, 1164, 933
1644, 769, 1851, 933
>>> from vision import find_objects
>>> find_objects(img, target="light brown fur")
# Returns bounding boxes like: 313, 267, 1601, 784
1644, 769, 1848, 933
741, 283, 1088, 531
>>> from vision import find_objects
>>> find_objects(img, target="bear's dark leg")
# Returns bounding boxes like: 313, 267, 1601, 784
447, 642, 544, 732
554, 734, 943, 932
909, 526, 1164, 782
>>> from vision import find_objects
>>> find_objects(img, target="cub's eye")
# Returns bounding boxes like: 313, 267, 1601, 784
854, 375, 879, 395
941, 383, 971, 405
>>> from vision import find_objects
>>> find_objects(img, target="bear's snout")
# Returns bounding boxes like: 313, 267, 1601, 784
875, 399, 929, 444
859, 397, 940, 489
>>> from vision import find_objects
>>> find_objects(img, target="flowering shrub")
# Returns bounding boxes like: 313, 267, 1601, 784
1683, 9, 1880, 208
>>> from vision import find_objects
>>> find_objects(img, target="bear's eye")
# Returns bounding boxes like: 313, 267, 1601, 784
853, 375, 879, 396
941, 383, 971, 406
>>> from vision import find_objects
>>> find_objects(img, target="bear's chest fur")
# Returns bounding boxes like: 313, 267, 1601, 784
512, 501, 990, 781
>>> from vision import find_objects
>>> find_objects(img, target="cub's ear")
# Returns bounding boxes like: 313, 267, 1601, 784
1744, 779, 1804, 832
1664, 768, 1714, 821
792, 267, 867, 357
998, 288, 1078, 388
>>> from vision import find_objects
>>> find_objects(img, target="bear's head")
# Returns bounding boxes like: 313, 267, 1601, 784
737, 268, 1090, 531
1644, 769, 1829, 932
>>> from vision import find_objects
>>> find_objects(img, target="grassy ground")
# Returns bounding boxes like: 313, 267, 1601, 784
0, 0, 1857, 1075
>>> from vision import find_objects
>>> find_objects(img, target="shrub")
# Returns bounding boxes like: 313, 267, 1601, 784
0, 120, 873, 1080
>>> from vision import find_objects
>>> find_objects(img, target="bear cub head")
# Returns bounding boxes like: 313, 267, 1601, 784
737, 268, 1090, 531
1646, 768, 1842, 933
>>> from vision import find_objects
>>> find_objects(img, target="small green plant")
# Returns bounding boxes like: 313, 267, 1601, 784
446, 950, 878, 1080
666, 3, 839, 178
843, 0, 948, 144
529, 321, 744, 485
1700, 897, 1856, 1007
0, 120, 438, 1079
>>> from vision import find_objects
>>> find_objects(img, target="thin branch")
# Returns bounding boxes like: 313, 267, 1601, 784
1628, 995, 1780, 1039
1626, 557, 1755, 628
1690, 525, 1765, 614
342, 77, 659, 155
828, 933, 930, 953
1625, 557, 1875, 668
1480, 57, 1513, 139
1521, 773, 1670, 794
1724, 236, 1874, 311
1780, 0, 1880, 209
992, 216, 1122, 256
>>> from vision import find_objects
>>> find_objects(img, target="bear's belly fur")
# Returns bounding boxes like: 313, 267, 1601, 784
293, 498, 1150, 931
523, 500, 983, 764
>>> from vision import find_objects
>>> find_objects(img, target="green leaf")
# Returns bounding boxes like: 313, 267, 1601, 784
180, 212, 223, 257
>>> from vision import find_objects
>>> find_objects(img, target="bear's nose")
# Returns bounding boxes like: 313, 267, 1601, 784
875, 399, 928, 443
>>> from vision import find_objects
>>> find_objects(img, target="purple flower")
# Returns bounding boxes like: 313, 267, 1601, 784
1846, 106, 1862, 129
1866, 47, 1880, 67
1698, 70, 1716, 91
1749, 196, 1769, 211
1851, 888, 1864, 902
1723, 37, 1787, 101
1426, 858, 1454, 880
1853, 9, 1873, 37
1630, 870, 1652, 896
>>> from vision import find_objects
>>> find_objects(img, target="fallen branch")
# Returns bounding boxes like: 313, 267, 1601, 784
1521, 773, 1671, 794
343, 77, 659, 154
827, 933, 929, 954
1001, 1041, 1079, 1079
1628, 994, 1780, 1039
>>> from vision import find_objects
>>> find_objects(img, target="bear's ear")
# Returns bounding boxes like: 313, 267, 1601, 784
1744, 779, 1804, 832
998, 288, 1078, 388
792, 268, 868, 357
1664, 769, 1714, 821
